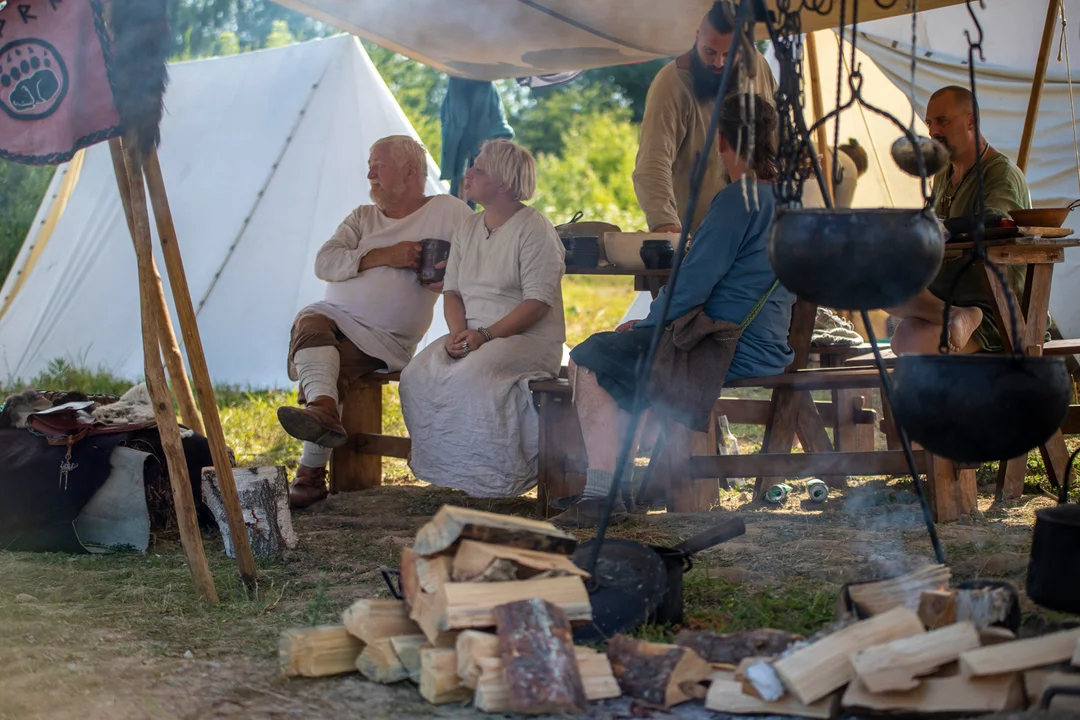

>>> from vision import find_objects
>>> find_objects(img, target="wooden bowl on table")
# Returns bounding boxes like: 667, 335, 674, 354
1009, 201, 1080, 229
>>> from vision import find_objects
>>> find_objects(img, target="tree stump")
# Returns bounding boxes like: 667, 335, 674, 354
201, 466, 296, 558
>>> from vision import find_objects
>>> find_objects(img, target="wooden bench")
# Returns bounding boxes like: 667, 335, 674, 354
329, 371, 407, 493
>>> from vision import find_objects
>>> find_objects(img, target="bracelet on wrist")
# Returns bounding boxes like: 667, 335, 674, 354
478, 327, 493, 342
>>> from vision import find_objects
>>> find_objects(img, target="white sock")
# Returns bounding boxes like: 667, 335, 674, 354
294, 346, 340, 406
300, 441, 332, 469
581, 468, 614, 499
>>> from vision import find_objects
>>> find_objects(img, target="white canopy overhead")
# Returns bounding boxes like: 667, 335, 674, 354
0, 35, 455, 388
272, 0, 967, 80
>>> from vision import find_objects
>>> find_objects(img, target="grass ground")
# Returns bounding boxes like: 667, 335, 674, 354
2, 275, 1078, 718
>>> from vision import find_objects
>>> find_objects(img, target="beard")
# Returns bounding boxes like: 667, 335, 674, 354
369, 183, 404, 208
689, 49, 726, 101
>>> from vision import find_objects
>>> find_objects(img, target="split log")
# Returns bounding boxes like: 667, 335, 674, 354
356, 638, 410, 684
706, 672, 836, 719
954, 586, 1013, 629
1025, 669, 1080, 711
413, 575, 591, 642
201, 466, 296, 558
473, 648, 621, 713
844, 564, 951, 617
851, 621, 980, 693
401, 547, 420, 605
605, 634, 712, 709
742, 659, 785, 702
493, 598, 586, 714
451, 540, 589, 582
279, 625, 364, 677
773, 605, 926, 705
960, 627, 1080, 677
842, 672, 1025, 713
674, 629, 802, 665
456, 630, 500, 689
419, 647, 471, 705
416, 553, 454, 594
341, 599, 421, 644
412, 505, 577, 556
917, 589, 956, 629
388, 634, 428, 683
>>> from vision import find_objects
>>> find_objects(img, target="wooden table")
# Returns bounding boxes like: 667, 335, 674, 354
944, 236, 1080, 499
565, 265, 671, 298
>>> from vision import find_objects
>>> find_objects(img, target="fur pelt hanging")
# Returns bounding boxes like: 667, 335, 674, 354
106, 0, 170, 156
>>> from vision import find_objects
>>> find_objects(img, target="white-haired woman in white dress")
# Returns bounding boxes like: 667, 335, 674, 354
400, 139, 566, 497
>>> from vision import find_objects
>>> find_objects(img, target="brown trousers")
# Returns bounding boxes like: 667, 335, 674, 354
288, 312, 386, 403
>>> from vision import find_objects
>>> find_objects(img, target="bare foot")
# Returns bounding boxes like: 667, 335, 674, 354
947, 306, 983, 352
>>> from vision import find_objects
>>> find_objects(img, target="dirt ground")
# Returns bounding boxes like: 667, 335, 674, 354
0, 477, 1069, 720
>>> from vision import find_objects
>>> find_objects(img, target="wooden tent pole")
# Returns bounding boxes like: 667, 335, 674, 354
1018, 0, 1062, 172
806, 31, 835, 203
119, 133, 218, 603
107, 138, 204, 435
142, 148, 258, 589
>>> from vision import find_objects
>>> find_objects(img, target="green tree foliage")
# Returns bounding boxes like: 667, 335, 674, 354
215, 30, 241, 56
166, 0, 331, 58
532, 111, 647, 231
0, 161, 55, 286
263, 19, 295, 48
361, 43, 445, 163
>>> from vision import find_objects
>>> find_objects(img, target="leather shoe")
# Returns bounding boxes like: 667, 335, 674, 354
277, 396, 347, 448
289, 464, 328, 509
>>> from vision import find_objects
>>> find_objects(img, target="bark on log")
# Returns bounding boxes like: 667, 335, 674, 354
605, 634, 711, 709
494, 598, 586, 715
674, 629, 803, 665
201, 466, 296, 558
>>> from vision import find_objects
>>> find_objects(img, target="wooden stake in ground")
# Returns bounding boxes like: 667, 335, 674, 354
143, 147, 257, 589
851, 621, 980, 693
494, 598, 586, 714
106, 137, 202, 435
119, 133, 217, 604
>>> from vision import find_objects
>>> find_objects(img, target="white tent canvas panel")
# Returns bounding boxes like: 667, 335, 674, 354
0, 35, 455, 388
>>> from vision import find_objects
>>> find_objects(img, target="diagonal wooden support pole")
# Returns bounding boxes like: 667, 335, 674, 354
1018, 0, 1062, 173
107, 138, 203, 435
142, 146, 258, 589
119, 133, 218, 603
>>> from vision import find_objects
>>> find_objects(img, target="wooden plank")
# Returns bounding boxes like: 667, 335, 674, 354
665, 422, 720, 513
279, 625, 364, 677
984, 246, 1065, 264
996, 452, 1029, 501
412, 505, 577, 556
730, 367, 886, 391
1065, 405, 1080, 435
331, 381, 383, 492
674, 629, 802, 665
494, 599, 586, 714
356, 638, 411, 684
1039, 430, 1072, 490
706, 674, 836, 719
773, 605, 926, 705
691, 450, 927, 479
351, 433, 411, 459
1016, 0, 1062, 172
842, 672, 1024, 713
341, 599, 422, 644
451, 540, 589, 581
419, 647, 471, 704
927, 454, 960, 523
851, 621, 980, 693
960, 627, 1080, 677
605, 635, 712, 710
439, 576, 592, 632
713, 397, 875, 426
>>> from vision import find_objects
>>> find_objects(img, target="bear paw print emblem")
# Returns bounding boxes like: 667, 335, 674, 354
0, 39, 68, 120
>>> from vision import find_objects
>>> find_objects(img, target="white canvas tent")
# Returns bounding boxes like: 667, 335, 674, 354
0, 35, 458, 388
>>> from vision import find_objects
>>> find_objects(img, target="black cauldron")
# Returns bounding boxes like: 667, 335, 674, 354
1026, 448, 1080, 614
890, 354, 1072, 463
767, 207, 945, 310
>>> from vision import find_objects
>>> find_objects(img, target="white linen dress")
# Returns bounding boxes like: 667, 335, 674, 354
400, 206, 566, 497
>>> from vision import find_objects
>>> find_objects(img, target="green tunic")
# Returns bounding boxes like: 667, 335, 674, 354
928, 149, 1031, 351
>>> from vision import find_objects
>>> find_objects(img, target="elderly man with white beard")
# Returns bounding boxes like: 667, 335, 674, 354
278, 135, 474, 509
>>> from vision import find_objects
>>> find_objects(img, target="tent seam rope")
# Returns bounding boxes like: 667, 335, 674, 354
192, 61, 332, 318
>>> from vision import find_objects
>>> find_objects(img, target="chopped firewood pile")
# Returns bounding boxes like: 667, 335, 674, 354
278, 507, 1080, 716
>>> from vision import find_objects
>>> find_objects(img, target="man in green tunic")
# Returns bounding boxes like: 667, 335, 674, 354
888, 85, 1031, 353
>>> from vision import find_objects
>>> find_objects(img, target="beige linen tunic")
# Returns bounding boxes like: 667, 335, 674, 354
291, 194, 474, 376
400, 207, 566, 497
